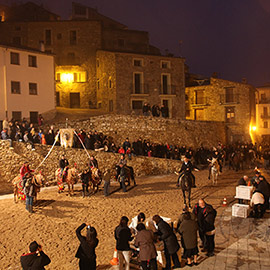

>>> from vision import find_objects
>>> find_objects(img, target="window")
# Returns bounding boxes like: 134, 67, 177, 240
70, 30, 77, 45
118, 38, 125, 47
97, 79, 100, 90
56, 92, 60, 106
12, 111, 21, 121
263, 107, 268, 117
45, 29, 51, 45
30, 112, 38, 124
161, 74, 171, 94
225, 87, 234, 103
12, 36, 21, 45
161, 61, 171, 69
108, 79, 112, 88
29, 83, 37, 95
264, 121, 268, 129
225, 107, 235, 123
195, 90, 205, 104
109, 100, 113, 112
28, 55, 37, 67
10, 52, 20, 65
57, 33, 62, 40
134, 73, 143, 94
11, 81, 20, 94
261, 93, 266, 100
132, 100, 143, 110
133, 59, 143, 67
73, 72, 87, 82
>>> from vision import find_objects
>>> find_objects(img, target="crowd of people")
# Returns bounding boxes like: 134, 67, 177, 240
20, 198, 217, 270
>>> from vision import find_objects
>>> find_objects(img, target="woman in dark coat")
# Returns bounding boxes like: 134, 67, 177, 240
152, 215, 181, 270
179, 212, 199, 266
75, 223, 99, 270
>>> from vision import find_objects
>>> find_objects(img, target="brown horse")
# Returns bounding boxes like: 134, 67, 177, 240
55, 167, 79, 196
12, 173, 45, 203
89, 167, 103, 193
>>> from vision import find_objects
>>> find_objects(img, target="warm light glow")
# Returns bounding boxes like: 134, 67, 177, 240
249, 124, 257, 144
252, 126, 257, 131
60, 73, 74, 83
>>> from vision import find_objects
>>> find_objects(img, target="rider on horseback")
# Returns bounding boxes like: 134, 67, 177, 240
59, 155, 69, 181
89, 156, 98, 169
20, 161, 34, 180
116, 155, 136, 185
208, 149, 223, 180
177, 156, 198, 188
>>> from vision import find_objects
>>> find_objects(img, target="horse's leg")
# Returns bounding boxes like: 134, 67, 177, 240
14, 187, 18, 203
182, 189, 186, 206
188, 189, 191, 208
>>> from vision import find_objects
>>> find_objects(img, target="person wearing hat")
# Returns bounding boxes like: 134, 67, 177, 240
20, 241, 51, 269
176, 156, 199, 188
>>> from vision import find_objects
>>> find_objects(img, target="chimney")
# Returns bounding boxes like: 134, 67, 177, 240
212, 72, 218, 78
39, 41, 45, 52
242, 78, 247, 84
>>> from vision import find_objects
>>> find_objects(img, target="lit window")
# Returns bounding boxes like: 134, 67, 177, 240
73, 72, 87, 82
56, 73, 61, 82
161, 61, 171, 69
60, 73, 74, 83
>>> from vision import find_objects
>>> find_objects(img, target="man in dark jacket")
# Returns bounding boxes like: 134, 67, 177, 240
256, 175, 270, 209
152, 215, 181, 270
20, 241, 51, 270
59, 155, 69, 180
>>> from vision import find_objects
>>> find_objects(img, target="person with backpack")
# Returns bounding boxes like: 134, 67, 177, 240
75, 223, 99, 270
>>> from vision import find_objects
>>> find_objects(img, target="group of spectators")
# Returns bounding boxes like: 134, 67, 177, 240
142, 103, 169, 118
20, 198, 216, 270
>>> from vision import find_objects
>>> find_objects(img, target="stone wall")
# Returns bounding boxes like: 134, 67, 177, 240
47, 115, 226, 147
0, 140, 181, 188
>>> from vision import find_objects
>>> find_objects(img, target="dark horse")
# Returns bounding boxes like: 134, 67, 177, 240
179, 173, 192, 207
115, 165, 136, 186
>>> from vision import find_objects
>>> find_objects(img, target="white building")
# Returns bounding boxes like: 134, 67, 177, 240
255, 84, 270, 142
0, 44, 55, 123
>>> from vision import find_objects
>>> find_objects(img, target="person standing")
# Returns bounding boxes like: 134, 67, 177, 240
20, 241, 51, 270
80, 169, 91, 198
23, 175, 36, 213
114, 216, 133, 270
152, 215, 181, 270
75, 223, 99, 270
135, 223, 157, 270
179, 212, 199, 266
103, 168, 111, 197
59, 155, 69, 180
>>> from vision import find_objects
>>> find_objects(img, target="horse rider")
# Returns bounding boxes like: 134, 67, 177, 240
20, 161, 34, 181
177, 156, 198, 188
59, 155, 69, 181
208, 149, 223, 180
89, 156, 98, 169
116, 155, 136, 185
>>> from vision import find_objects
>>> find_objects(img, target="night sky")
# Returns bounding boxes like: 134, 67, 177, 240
1, 0, 270, 86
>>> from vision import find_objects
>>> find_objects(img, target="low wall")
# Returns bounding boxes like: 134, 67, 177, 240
47, 115, 226, 147
0, 140, 181, 187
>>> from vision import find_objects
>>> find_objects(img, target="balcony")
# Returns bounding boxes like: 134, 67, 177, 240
191, 97, 208, 106
259, 98, 270, 104
219, 94, 239, 104
159, 85, 178, 95
261, 114, 270, 119
130, 83, 149, 95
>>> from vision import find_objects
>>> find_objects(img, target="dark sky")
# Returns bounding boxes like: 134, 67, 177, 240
1, 0, 270, 86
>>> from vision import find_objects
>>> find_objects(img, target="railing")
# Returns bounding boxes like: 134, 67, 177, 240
130, 83, 149, 94
159, 84, 177, 95
219, 94, 239, 104
261, 114, 270, 119
259, 98, 270, 104
191, 97, 208, 106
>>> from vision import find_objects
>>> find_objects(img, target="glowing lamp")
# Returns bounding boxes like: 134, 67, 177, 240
252, 126, 257, 131
60, 73, 74, 83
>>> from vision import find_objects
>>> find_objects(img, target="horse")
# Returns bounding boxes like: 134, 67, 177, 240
229, 151, 244, 171
55, 167, 79, 196
210, 158, 220, 185
89, 167, 102, 193
12, 173, 45, 203
115, 165, 132, 187
178, 173, 192, 208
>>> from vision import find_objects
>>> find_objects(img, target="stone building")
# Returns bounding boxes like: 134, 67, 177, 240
255, 84, 270, 143
0, 2, 185, 118
185, 75, 256, 142
0, 44, 55, 122
96, 50, 185, 118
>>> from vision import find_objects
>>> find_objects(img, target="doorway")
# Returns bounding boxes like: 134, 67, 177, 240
195, 109, 204, 120
70, 93, 80, 108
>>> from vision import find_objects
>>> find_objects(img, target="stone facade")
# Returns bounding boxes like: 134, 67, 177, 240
46, 115, 226, 148
96, 51, 185, 119
255, 85, 270, 143
186, 77, 256, 142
